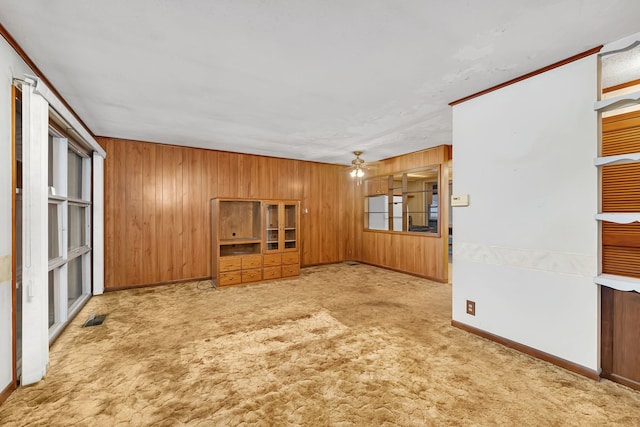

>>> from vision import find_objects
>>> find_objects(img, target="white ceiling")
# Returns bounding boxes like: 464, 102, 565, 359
1, 1, 640, 164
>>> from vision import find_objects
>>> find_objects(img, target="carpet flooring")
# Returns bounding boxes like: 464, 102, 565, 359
1, 263, 639, 426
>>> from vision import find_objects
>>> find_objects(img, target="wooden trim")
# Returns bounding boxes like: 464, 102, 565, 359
601, 372, 640, 391
10, 85, 17, 390
451, 320, 601, 381
104, 276, 212, 293
361, 229, 442, 239
0, 382, 15, 406
603, 78, 640, 94
358, 261, 447, 283
95, 135, 343, 167
0, 22, 95, 138
300, 261, 343, 268
449, 46, 603, 106
304, 260, 448, 283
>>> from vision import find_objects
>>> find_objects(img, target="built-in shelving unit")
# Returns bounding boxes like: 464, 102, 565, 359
212, 198, 300, 287
596, 92, 640, 389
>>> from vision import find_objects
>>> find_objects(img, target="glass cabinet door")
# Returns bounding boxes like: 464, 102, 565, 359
284, 203, 297, 251
265, 203, 280, 251
264, 202, 298, 253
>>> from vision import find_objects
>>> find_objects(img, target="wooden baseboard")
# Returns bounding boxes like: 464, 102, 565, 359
0, 381, 15, 406
601, 372, 640, 391
301, 261, 345, 268
451, 320, 600, 381
105, 276, 212, 293
357, 261, 447, 283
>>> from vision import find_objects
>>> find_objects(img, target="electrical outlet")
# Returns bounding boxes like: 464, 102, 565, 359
466, 300, 476, 316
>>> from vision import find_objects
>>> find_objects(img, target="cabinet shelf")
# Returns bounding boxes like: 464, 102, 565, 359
595, 274, 640, 293
595, 213, 640, 224
594, 90, 640, 112
594, 152, 640, 167
220, 238, 261, 245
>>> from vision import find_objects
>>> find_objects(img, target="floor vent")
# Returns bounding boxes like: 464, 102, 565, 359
344, 261, 360, 266
83, 314, 107, 327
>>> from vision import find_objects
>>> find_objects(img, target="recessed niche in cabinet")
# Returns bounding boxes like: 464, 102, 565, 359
220, 243, 261, 256
218, 200, 261, 242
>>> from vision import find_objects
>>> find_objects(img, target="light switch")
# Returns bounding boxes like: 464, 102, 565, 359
451, 194, 469, 207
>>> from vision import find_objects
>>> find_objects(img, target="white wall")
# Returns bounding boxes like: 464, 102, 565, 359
0, 37, 34, 392
452, 55, 599, 370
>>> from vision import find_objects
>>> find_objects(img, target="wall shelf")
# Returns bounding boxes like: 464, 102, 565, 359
594, 152, 640, 167
595, 274, 640, 293
595, 213, 640, 224
594, 90, 640, 112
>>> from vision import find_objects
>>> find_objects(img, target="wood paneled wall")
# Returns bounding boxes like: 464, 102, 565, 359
100, 137, 355, 290
355, 145, 451, 282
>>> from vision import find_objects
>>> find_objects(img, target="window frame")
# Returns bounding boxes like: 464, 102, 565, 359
364, 165, 442, 237
47, 125, 93, 341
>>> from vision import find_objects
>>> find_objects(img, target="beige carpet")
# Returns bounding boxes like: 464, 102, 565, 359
1, 263, 639, 426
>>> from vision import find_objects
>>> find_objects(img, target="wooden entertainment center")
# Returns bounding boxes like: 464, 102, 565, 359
211, 198, 300, 286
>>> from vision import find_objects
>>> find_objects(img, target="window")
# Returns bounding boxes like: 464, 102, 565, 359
47, 128, 92, 339
364, 166, 440, 235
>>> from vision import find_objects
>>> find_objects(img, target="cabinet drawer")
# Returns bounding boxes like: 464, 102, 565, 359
219, 257, 242, 272
241, 254, 262, 269
242, 268, 262, 283
282, 264, 300, 277
219, 271, 242, 286
263, 266, 282, 280
263, 253, 282, 267
281, 252, 299, 265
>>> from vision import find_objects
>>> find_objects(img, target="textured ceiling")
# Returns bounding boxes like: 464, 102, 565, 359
602, 43, 640, 88
1, 1, 640, 164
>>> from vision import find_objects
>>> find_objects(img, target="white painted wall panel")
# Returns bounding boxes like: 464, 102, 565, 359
20, 83, 50, 385
452, 55, 599, 370
0, 36, 34, 393
92, 153, 105, 295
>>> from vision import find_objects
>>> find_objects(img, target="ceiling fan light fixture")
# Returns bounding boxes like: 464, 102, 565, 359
350, 151, 366, 183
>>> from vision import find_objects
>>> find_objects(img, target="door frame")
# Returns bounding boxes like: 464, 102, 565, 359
11, 84, 19, 389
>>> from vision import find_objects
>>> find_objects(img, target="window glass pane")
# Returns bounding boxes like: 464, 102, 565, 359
367, 195, 389, 230
48, 203, 60, 259
67, 149, 83, 199
48, 270, 55, 328
68, 257, 83, 308
68, 205, 86, 249
390, 196, 403, 231
404, 168, 439, 234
